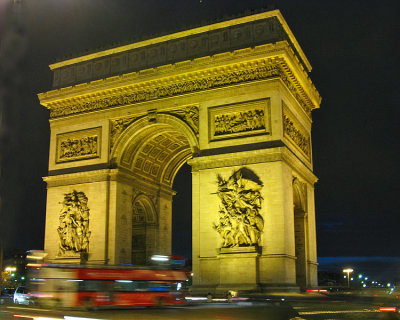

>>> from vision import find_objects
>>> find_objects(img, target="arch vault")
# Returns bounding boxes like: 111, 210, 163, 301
39, 10, 321, 293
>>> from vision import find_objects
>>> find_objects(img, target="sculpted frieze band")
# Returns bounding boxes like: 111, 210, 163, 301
47, 59, 312, 119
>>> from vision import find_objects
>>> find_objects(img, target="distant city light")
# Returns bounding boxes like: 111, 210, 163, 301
343, 268, 354, 288
5, 266, 16, 272
358, 274, 363, 279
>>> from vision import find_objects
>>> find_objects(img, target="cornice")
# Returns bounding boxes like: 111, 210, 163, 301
38, 42, 320, 119
188, 146, 317, 185
43, 169, 119, 187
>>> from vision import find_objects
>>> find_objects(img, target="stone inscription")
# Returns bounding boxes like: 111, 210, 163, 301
57, 190, 91, 256
213, 168, 264, 248
283, 111, 310, 157
56, 128, 101, 163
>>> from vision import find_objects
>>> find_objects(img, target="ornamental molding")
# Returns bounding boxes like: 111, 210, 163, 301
189, 147, 318, 184
40, 43, 320, 119
46, 59, 281, 118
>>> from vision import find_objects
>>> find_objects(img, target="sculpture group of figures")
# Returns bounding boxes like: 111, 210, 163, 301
214, 109, 265, 136
57, 190, 91, 255
214, 168, 264, 248
59, 135, 98, 160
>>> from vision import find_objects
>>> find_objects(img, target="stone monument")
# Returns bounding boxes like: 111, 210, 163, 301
38, 9, 321, 292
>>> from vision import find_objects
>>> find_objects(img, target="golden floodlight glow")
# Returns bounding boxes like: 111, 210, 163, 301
343, 268, 354, 273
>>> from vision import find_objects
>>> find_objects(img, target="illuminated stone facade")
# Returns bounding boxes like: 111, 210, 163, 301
39, 10, 321, 292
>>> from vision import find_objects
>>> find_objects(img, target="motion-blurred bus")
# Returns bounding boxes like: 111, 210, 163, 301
27, 262, 188, 309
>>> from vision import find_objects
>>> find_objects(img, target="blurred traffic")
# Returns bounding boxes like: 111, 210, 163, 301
1, 252, 400, 319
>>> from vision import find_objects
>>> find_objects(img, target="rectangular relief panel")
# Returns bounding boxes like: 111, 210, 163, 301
282, 104, 311, 160
56, 127, 101, 163
209, 99, 270, 141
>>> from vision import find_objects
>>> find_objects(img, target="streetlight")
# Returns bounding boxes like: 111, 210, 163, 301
343, 268, 354, 288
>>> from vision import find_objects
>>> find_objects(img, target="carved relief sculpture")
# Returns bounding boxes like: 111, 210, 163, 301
110, 116, 139, 150
169, 105, 199, 134
214, 109, 265, 136
213, 168, 264, 248
56, 127, 101, 163
57, 190, 91, 256
283, 111, 310, 157
59, 136, 98, 160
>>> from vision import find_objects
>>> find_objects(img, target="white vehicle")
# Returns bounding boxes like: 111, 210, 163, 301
13, 286, 34, 305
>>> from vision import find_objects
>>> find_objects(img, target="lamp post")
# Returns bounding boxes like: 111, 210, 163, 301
343, 268, 354, 288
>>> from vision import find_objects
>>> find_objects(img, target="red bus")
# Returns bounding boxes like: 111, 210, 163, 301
27, 263, 188, 309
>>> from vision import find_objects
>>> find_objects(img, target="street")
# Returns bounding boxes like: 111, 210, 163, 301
0, 294, 397, 320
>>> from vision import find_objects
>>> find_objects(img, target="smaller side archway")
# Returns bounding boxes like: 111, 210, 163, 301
131, 193, 158, 265
293, 177, 308, 290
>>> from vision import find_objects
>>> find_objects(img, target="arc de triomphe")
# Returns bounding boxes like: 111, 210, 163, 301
38, 10, 321, 293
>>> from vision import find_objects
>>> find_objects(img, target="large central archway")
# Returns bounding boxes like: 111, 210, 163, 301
40, 10, 321, 292
110, 115, 197, 264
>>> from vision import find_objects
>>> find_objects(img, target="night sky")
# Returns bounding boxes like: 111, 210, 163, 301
0, 0, 398, 279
